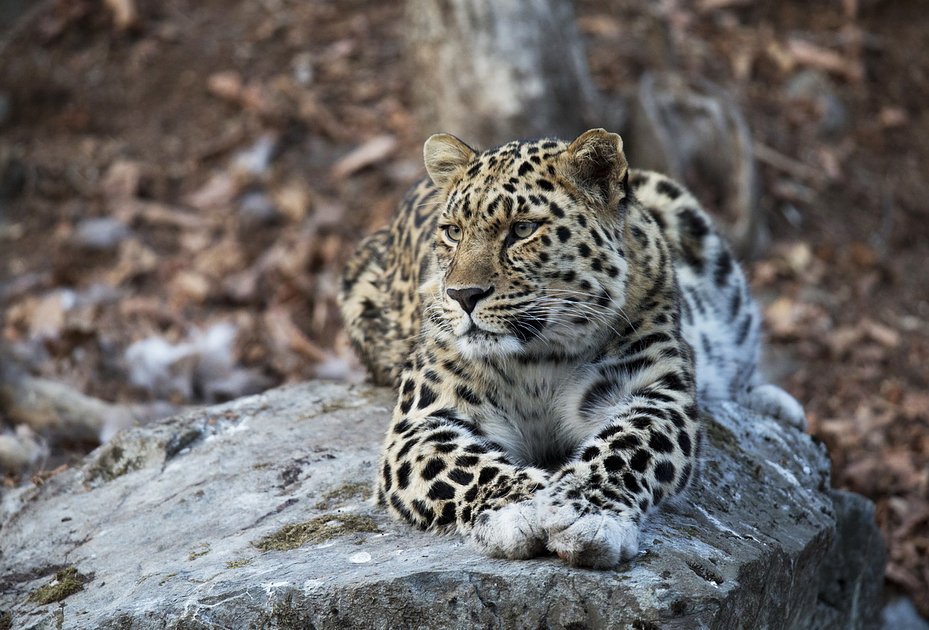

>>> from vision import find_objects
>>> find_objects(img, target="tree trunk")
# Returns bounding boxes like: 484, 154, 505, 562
628, 72, 761, 257
404, 0, 761, 255
405, 0, 605, 149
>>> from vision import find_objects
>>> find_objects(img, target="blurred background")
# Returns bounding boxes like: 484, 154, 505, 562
0, 0, 926, 619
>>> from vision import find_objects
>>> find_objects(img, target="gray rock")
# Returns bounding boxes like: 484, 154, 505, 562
237, 190, 280, 226
627, 72, 760, 257
812, 490, 888, 629
785, 69, 849, 137
0, 381, 885, 629
72, 217, 131, 252
882, 597, 929, 630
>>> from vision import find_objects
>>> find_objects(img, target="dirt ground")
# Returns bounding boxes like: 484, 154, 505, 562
1, 0, 927, 615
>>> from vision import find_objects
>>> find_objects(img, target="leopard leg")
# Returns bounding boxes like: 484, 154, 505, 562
536, 338, 699, 568
379, 400, 549, 560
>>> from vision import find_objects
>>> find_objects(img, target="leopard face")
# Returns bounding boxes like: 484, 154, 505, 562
423, 132, 632, 360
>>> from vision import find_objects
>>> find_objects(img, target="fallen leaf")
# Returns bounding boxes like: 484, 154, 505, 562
695, 0, 752, 12
118, 200, 218, 231
193, 238, 245, 279
577, 15, 623, 37
264, 306, 326, 363
183, 172, 239, 211
764, 297, 829, 339
887, 562, 923, 593
207, 71, 244, 102
879, 106, 908, 128
331, 135, 397, 178
272, 178, 312, 222
848, 242, 878, 268
826, 325, 861, 357
901, 392, 929, 420
784, 242, 813, 275
104, 0, 138, 30
105, 239, 158, 286
787, 38, 864, 82
863, 319, 900, 349
169, 271, 211, 304
239, 82, 277, 116
101, 159, 142, 200
29, 291, 72, 341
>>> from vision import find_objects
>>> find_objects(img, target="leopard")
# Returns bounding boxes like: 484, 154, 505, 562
339, 128, 805, 567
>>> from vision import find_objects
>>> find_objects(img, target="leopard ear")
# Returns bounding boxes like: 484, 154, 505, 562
563, 128, 628, 206
423, 133, 477, 188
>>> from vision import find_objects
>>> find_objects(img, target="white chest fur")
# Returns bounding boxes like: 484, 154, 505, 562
474, 360, 603, 469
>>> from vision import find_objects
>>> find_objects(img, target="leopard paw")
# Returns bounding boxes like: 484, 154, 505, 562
536, 494, 639, 568
468, 501, 546, 560
546, 511, 638, 568
744, 384, 806, 429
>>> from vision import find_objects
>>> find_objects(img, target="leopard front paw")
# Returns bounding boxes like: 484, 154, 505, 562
536, 493, 639, 568
744, 384, 806, 429
547, 512, 639, 568
468, 500, 546, 560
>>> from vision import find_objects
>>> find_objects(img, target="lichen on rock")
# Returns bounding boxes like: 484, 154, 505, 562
83, 434, 162, 485
225, 558, 253, 569
253, 513, 380, 552
314, 482, 371, 509
187, 543, 211, 561
28, 567, 88, 605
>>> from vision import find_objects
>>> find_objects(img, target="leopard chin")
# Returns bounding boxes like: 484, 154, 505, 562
455, 330, 523, 360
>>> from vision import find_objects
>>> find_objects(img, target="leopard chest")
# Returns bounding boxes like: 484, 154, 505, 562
472, 361, 602, 470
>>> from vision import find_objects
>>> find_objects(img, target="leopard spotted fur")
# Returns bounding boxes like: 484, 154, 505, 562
339, 129, 804, 566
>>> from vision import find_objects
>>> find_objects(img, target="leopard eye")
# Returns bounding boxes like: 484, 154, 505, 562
443, 225, 463, 243
511, 221, 538, 239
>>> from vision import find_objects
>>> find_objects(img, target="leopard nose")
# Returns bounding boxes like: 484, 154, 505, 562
446, 286, 494, 314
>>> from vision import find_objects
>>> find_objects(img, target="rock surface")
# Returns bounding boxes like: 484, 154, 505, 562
0, 381, 885, 629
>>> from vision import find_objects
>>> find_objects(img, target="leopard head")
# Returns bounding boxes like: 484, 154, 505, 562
422, 128, 633, 360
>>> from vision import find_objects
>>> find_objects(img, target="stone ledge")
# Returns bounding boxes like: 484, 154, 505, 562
0, 381, 885, 629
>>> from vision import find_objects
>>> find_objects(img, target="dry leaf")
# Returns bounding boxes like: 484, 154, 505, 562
105, 239, 158, 286
104, 0, 138, 30
696, 0, 752, 12
331, 135, 397, 178
263, 306, 326, 363
193, 238, 245, 279
577, 15, 623, 37
101, 159, 142, 200
183, 172, 238, 211
169, 271, 211, 304
207, 71, 244, 102
784, 242, 813, 275
119, 200, 218, 231
787, 38, 864, 82
863, 319, 900, 349
826, 325, 861, 357
272, 178, 312, 222
29, 292, 70, 341
879, 106, 908, 128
